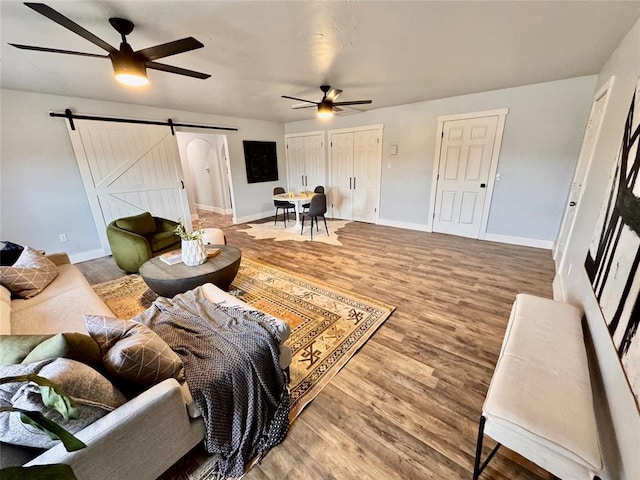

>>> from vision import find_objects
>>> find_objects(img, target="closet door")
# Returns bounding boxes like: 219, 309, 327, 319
330, 132, 354, 220
352, 129, 381, 223
68, 121, 191, 255
303, 135, 325, 191
285, 136, 305, 192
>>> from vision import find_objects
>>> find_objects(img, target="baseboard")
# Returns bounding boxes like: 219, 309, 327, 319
376, 218, 430, 232
482, 233, 553, 250
69, 248, 106, 264
235, 211, 272, 225
552, 274, 566, 302
195, 204, 232, 215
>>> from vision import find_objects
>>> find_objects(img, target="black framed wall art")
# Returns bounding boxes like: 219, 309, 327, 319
243, 140, 278, 183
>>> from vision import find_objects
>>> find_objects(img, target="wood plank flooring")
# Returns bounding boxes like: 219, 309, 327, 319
77, 215, 556, 480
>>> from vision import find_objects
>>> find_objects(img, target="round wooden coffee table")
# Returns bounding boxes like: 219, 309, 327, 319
139, 244, 241, 298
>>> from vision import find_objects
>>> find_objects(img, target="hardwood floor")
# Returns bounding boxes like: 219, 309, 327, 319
77, 218, 556, 480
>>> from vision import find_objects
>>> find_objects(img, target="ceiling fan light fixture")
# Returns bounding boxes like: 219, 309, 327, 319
317, 102, 334, 118
111, 51, 149, 87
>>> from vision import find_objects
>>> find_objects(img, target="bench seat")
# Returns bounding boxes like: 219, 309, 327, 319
474, 294, 602, 480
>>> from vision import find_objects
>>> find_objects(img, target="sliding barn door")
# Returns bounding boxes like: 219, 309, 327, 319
68, 120, 191, 254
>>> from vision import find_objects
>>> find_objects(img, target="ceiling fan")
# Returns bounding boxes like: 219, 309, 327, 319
282, 85, 372, 118
9, 2, 211, 87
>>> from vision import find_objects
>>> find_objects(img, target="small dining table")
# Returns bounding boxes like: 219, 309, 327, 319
272, 191, 315, 230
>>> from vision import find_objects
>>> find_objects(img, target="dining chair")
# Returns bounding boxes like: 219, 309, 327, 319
273, 187, 295, 227
301, 193, 328, 240
302, 185, 325, 212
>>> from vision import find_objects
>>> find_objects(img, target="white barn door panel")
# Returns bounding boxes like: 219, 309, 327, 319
68, 120, 191, 254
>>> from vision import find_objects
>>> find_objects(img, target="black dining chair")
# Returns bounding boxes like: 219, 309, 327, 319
302, 185, 325, 212
301, 193, 328, 240
273, 187, 295, 227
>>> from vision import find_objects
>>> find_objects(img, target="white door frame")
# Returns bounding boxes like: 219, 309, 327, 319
328, 124, 384, 221
427, 108, 508, 238
553, 76, 615, 265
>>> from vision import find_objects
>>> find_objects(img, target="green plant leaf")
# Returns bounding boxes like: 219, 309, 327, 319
1, 374, 79, 420
18, 410, 86, 451
0, 463, 78, 480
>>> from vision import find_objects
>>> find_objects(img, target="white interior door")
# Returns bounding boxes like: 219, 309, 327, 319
303, 134, 325, 191
68, 120, 191, 254
330, 132, 354, 219
432, 116, 499, 238
554, 77, 613, 264
286, 136, 305, 192
352, 129, 381, 222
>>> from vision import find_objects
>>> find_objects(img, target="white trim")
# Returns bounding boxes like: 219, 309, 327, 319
553, 75, 615, 265
552, 274, 566, 302
435, 108, 509, 123
235, 211, 272, 224
427, 108, 509, 238
376, 218, 429, 232
195, 203, 232, 215
483, 233, 553, 250
284, 130, 325, 139
69, 248, 106, 264
327, 123, 384, 135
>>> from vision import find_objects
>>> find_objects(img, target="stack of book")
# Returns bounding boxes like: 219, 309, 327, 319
159, 249, 182, 265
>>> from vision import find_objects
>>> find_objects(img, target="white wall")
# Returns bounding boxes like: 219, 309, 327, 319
0, 89, 285, 261
556, 18, 640, 480
286, 76, 597, 243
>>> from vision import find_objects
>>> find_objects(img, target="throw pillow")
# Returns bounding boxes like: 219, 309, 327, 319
0, 335, 53, 365
0, 241, 24, 266
22, 333, 102, 369
84, 315, 183, 386
0, 246, 58, 299
0, 359, 127, 449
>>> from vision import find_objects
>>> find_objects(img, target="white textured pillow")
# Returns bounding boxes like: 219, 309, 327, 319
0, 247, 58, 299
0, 359, 127, 449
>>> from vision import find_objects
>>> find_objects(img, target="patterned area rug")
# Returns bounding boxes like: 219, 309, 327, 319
238, 219, 350, 245
93, 258, 395, 478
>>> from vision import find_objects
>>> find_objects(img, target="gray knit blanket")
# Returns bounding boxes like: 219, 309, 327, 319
136, 287, 289, 478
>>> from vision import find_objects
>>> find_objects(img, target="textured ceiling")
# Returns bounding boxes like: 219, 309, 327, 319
2, 1, 639, 122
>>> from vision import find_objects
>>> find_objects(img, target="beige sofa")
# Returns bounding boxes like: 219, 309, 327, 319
1, 253, 113, 335
1, 254, 291, 480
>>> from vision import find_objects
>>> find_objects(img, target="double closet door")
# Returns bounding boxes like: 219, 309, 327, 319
329, 126, 383, 223
285, 132, 325, 193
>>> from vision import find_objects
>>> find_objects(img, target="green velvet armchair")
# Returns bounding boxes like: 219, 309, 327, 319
106, 212, 181, 273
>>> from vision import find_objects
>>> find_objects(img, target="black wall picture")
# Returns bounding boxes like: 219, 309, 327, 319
243, 140, 278, 183
585, 78, 640, 410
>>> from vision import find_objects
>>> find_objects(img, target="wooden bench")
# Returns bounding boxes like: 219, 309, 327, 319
473, 294, 602, 480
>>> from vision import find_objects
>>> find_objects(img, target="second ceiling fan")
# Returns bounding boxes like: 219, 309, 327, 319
282, 85, 372, 118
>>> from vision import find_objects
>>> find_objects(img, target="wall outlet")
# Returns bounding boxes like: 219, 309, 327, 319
59, 233, 68, 243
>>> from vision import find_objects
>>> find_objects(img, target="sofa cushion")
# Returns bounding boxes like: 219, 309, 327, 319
0, 241, 24, 266
85, 315, 184, 386
148, 230, 180, 253
0, 359, 127, 449
22, 333, 102, 369
10, 264, 114, 335
115, 212, 156, 236
0, 247, 58, 299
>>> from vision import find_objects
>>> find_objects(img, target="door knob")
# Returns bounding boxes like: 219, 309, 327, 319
480, 183, 486, 188
569, 201, 577, 207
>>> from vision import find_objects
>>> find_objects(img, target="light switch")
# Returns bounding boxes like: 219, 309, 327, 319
390, 144, 398, 156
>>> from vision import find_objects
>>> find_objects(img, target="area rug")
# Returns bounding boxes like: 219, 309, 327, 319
93, 258, 395, 422
238, 219, 350, 245
94, 261, 394, 479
